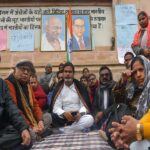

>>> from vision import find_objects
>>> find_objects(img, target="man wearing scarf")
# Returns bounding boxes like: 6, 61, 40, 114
131, 11, 150, 60
5, 60, 52, 143
0, 55, 31, 149
93, 66, 116, 129
50, 62, 94, 132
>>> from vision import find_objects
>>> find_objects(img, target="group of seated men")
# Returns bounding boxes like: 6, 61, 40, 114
1, 51, 150, 150
0, 59, 95, 149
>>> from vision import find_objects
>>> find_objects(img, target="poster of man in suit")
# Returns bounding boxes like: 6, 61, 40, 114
71, 15, 92, 51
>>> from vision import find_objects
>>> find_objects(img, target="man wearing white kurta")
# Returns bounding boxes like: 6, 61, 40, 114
52, 62, 94, 133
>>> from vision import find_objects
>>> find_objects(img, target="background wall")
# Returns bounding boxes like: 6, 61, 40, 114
0, 0, 149, 81
0, 6, 113, 49
0, 1, 118, 81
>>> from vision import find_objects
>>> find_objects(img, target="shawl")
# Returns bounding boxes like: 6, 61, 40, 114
33, 85, 47, 109
136, 56, 150, 119
6, 74, 39, 127
49, 79, 92, 112
89, 80, 99, 105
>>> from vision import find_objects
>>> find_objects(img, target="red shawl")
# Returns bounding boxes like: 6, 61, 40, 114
33, 85, 47, 109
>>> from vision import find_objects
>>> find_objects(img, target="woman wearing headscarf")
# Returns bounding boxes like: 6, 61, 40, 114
110, 55, 150, 150
131, 11, 150, 60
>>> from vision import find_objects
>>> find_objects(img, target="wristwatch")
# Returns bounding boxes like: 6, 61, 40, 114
136, 123, 143, 141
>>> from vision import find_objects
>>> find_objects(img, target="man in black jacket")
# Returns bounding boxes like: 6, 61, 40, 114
50, 62, 94, 132
0, 78, 31, 150
93, 65, 116, 129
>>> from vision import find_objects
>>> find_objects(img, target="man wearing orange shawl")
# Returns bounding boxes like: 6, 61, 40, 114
5, 60, 52, 143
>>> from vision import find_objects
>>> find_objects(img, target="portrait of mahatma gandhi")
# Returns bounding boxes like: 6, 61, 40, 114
41, 15, 66, 51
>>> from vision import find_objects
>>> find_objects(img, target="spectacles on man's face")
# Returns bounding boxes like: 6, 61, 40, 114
125, 58, 132, 62
100, 73, 110, 77
58, 76, 63, 80
89, 77, 96, 82
74, 24, 84, 29
18, 66, 31, 74
51, 26, 62, 31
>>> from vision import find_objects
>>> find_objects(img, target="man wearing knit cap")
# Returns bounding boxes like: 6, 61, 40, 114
5, 59, 52, 143
0, 57, 31, 149
15, 59, 36, 74
40, 63, 55, 94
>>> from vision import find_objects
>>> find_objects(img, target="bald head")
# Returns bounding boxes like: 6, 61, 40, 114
46, 17, 62, 40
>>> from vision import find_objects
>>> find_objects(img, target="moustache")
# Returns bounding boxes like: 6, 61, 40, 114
103, 78, 108, 81
64, 78, 73, 82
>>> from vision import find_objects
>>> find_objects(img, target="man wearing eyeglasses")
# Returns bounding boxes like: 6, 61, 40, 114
92, 66, 116, 129
0, 56, 31, 150
41, 16, 65, 51
5, 60, 52, 143
72, 17, 91, 50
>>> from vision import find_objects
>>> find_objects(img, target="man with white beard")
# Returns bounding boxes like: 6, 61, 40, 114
50, 62, 94, 133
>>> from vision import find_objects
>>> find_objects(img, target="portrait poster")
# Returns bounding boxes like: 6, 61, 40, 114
70, 15, 92, 51
41, 14, 66, 51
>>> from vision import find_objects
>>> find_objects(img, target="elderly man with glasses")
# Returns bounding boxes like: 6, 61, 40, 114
0, 56, 31, 150
5, 60, 52, 143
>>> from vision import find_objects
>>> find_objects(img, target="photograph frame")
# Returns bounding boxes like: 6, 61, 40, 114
70, 14, 92, 51
41, 14, 66, 52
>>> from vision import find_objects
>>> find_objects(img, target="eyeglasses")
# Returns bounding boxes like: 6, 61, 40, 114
124, 58, 132, 62
51, 26, 62, 31
58, 77, 63, 80
74, 25, 84, 29
46, 66, 52, 68
81, 79, 87, 82
18, 66, 31, 74
88, 77, 96, 82
100, 73, 110, 77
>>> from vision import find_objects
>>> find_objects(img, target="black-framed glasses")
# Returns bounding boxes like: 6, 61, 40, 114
74, 24, 84, 29
18, 66, 31, 74
100, 73, 109, 77
51, 26, 62, 31
89, 77, 96, 82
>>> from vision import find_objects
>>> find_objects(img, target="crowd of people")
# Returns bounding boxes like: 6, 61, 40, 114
1, 10, 150, 150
